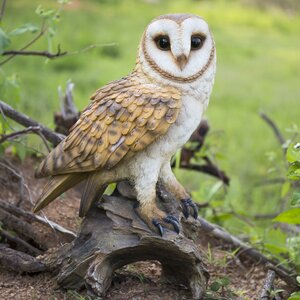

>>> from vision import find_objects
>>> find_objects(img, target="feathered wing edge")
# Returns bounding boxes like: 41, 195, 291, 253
33, 173, 87, 213
79, 172, 108, 217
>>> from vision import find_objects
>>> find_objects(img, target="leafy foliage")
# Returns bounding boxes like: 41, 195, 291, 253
0, 0, 71, 159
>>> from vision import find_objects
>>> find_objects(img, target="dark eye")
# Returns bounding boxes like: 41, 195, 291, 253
191, 35, 205, 50
155, 36, 170, 51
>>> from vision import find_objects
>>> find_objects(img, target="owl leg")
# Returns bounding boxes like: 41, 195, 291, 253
159, 162, 198, 219
133, 165, 180, 236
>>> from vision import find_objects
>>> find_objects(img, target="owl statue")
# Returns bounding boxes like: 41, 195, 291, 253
34, 14, 216, 235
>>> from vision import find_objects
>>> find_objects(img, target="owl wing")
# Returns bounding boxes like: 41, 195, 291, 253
36, 75, 181, 177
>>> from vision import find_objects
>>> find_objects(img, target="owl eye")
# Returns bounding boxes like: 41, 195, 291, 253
155, 36, 170, 51
191, 35, 205, 50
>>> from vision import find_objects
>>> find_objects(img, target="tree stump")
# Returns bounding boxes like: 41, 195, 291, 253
43, 185, 209, 299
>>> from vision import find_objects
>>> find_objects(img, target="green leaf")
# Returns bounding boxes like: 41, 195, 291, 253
288, 292, 300, 300
9, 23, 39, 36
287, 162, 300, 181
0, 28, 10, 54
287, 142, 300, 163
210, 281, 221, 292
296, 276, 300, 284
274, 208, 300, 225
207, 181, 223, 201
291, 190, 300, 207
15, 144, 27, 161
281, 181, 291, 198
35, 5, 55, 18
219, 276, 230, 287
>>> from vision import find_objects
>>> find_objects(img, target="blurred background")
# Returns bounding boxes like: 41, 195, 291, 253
1, 0, 300, 260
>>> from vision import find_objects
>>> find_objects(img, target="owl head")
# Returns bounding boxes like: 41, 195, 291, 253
137, 14, 216, 84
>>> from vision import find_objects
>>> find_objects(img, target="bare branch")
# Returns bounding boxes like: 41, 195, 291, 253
2, 48, 67, 59
0, 200, 76, 239
179, 163, 230, 185
0, 125, 51, 152
0, 228, 42, 255
0, 20, 47, 66
0, 160, 25, 206
260, 112, 286, 147
0, 100, 65, 147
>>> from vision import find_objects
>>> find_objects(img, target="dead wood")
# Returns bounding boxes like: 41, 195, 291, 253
0, 228, 42, 256
0, 206, 60, 251
0, 207, 43, 246
42, 194, 209, 299
0, 100, 64, 147
260, 269, 278, 300
0, 244, 46, 273
0, 200, 76, 240
54, 80, 80, 136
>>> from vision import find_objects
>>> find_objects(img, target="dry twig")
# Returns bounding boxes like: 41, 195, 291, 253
2, 48, 67, 59
0, 160, 25, 206
0, 228, 42, 256
0, 125, 51, 152
0, 101, 65, 146
0, 200, 76, 239
0, 20, 47, 66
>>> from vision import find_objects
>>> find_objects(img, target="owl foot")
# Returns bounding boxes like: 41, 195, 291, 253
135, 204, 180, 236
181, 198, 198, 219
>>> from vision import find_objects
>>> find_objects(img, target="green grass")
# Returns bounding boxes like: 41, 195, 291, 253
2, 0, 300, 236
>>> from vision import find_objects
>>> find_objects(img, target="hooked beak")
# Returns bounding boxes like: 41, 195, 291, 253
176, 54, 188, 71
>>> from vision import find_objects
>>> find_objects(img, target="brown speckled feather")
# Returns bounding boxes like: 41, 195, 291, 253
36, 73, 181, 177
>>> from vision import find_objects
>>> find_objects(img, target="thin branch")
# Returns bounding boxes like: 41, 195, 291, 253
0, 100, 65, 147
254, 178, 285, 187
179, 163, 230, 185
0, 0, 6, 22
260, 112, 286, 147
260, 269, 277, 300
0, 228, 42, 256
0, 20, 46, 66
252, 213, 279, 220
0, 160, 25, 206
0, 200, 76, 239
2, 48, 67, 59
0, 125, 51, 152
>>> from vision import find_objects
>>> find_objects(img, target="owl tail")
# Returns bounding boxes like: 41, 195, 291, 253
79, 172, 107, 217
33, 173, 87, 213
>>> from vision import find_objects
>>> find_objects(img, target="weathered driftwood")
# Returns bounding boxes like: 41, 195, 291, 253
43, 192, 209, 299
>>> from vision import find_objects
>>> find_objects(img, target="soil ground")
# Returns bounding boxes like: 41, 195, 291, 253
0, 156, 289, 300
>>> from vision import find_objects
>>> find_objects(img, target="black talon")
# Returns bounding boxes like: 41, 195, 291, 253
181, 198, 198, 219
152, 219, 164, 236
163, 215, 180, 234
